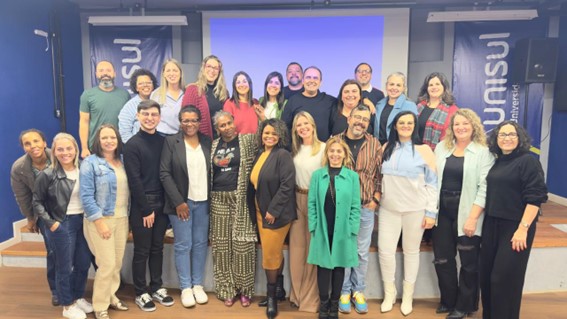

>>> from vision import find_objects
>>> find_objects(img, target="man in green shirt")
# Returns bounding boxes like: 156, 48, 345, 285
79, 60, 130, 158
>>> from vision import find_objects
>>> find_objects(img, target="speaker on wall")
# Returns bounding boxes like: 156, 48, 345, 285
512, 38, 559, 83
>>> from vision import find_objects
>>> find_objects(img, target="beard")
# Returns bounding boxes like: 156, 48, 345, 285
288, 77, 301, 86
98, 76, 115, 89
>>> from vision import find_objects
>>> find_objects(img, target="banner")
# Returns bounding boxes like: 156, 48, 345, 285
453, 20, 547, 151
89, 25, 172, 94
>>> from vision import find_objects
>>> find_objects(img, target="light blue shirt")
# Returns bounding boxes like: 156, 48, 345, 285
151, 89, 184, 135
373, 94, 418, 140
435, 141, 495, 236
118, 95, 142, 143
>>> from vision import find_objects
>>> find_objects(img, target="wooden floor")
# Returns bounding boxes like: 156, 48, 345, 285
0, 267, 566, 319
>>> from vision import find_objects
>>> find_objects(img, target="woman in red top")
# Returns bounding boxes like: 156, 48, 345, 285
223, 71, 261, 134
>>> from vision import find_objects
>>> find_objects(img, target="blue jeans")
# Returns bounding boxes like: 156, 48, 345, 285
168, 200, 210, 290
44, 215, 92, 306
37, 218, 57, 297
341, 207, 375, 294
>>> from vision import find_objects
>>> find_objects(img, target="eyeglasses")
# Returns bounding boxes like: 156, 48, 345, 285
137, 81, 153, 87
352, 115, 371, 123
205, 64, 220, 72
181, 119, 200, 125
497, 132, 518, 139
356, 69, 372, 75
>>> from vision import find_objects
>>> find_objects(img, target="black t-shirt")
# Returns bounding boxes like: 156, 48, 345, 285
418, 106, 435, 142
283, 86, 304, 100
206, 83, 224, 139
441, 155, 464, 192
212, 137, 240, 191
344, 135, 365, 163
379, 103, 394, 144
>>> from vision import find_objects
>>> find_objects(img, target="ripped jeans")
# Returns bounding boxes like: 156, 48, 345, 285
432, 191, 481, 312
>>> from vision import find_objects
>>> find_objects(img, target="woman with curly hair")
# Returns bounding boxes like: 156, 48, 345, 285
432, 109, 494, 319
480, 121, 547, 319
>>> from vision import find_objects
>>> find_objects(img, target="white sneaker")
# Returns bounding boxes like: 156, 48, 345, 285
62, 303, 87, 319
181, 288, 196, 307
193, 285, 208, 304
75, 298, 94, 313
165, 228, 174, 238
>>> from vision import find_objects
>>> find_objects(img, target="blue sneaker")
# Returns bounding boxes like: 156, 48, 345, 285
339, 293, 351, 313
352, 291, 368, 314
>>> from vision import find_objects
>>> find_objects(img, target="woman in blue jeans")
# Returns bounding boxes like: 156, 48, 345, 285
33, 133, 93, 319
160, 106, 212, 308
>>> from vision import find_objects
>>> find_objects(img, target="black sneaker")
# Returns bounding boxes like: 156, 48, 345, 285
135, 293, 156, 312
152, 288, 174, 307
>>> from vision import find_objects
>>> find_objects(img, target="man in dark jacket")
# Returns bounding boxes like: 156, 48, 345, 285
10, 129, 57, 306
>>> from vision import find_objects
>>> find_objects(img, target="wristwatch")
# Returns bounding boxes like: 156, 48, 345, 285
520, 221, 530, 229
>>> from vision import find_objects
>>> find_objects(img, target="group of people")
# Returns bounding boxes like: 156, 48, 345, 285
9, 55, 548, 319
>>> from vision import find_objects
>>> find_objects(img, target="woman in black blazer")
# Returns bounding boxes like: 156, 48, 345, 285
248, 118, 296, 319
160, 106, 212, 308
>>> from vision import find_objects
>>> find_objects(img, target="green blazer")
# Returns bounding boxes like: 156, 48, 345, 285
307, 166, 361, 269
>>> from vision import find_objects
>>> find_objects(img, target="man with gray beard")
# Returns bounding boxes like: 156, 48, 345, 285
79, 60, 130, 158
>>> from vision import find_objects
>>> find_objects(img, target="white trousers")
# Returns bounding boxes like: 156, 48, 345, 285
378, 207, 425, 284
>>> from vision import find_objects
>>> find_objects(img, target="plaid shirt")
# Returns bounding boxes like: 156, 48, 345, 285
337, 131, 382, 205
417, 100, 459, 150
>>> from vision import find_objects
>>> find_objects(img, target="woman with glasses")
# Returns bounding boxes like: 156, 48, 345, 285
118, 69, 158, 143
182, 55, 229, 139
160, 106, 212, 308
480, 121, 547, 319
331, 79, 374, 136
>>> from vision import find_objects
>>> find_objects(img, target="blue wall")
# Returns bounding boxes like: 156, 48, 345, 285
0, 0, 82, 242
547, 15, 567, 198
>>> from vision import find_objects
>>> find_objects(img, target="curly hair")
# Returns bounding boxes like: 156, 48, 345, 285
129, 68, 158, 95
417, 72, 455, 105
443, 108, 486, 149
488, 120, 531, 157
322, 136, 352, 167
256, 118, 289, 150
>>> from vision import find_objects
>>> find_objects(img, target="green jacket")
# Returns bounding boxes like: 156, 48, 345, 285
307, 166, 361, 269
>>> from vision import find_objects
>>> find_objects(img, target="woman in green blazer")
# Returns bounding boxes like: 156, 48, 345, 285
307, 137, 361, 319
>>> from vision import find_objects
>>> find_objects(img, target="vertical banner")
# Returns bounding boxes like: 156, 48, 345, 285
453, 20, 547, 151
89, 25, 173, 94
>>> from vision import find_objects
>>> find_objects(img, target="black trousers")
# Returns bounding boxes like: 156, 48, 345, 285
131, 194, 169, 296
432, 198, 481, 312
317, 266, 345, 301
480, 215, 536, 319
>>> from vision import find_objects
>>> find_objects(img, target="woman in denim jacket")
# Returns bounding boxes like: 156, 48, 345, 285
80, 124, 130, 319
33, 133, 93, 319
378, 111, 437, 316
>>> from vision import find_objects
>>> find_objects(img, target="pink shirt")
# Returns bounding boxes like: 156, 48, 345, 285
223, 99, 259, 134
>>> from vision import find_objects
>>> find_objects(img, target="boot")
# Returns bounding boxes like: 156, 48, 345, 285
400, 280, 415, 316
259, 274, 286, 306
266, 283, 278, 319
318, 299, 330, 319
328, 299, 339, 319
381, 281, 397, 313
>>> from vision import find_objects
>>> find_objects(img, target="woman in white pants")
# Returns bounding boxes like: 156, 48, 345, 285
378, 111, 437, 316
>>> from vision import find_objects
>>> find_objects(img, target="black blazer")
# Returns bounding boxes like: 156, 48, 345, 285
247, 147, 297, 229
160, 132, 212, 215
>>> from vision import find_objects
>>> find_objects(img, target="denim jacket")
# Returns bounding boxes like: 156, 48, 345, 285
381, 141, 438, 218
80, 155, 127, 222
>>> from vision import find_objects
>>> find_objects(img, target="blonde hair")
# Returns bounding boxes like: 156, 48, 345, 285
194, 55, 228, 101
51, 133, 79, 171
443, 108, 487, 149
322, 136, 352, 167
155, 59, 185, 105
291, 112, 323, 157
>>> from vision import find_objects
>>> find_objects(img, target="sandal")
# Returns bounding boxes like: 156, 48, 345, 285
240, 295, 251, 307
224, 297, 236, 307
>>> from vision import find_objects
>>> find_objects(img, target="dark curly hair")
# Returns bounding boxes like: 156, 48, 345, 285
129, 68, 158, 94
256, 118, 289, 150
488, 120, 531, 157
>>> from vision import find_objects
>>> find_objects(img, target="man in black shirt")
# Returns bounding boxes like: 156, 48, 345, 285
355, 63, 385, 110
281, 66, 337, 141
124, 100, 174, 312
283, 62, 305, 99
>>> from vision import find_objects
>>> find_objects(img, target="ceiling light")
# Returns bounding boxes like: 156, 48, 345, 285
88, 16, 188, 26
427, 9, 538, 22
